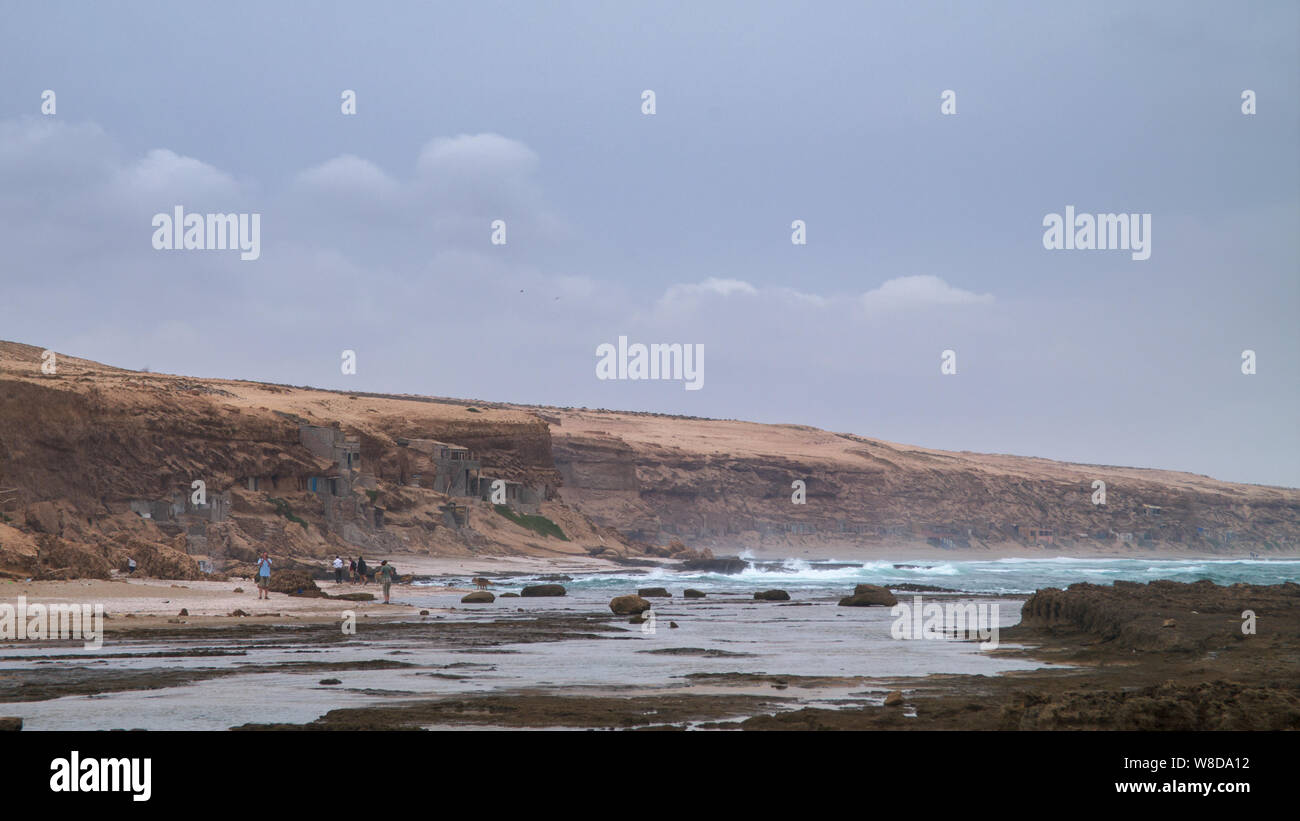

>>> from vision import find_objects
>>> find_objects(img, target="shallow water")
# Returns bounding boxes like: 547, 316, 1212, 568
3, 556, 1296, 730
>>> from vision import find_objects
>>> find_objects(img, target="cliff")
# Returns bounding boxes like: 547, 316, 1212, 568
1, 340, 1296, 580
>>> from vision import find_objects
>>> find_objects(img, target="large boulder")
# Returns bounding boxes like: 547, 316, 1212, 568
839, 584, 898, 607
683, 589, 707, 598
461, 591, 496, 603
610, 595, 652, 615
520, 584, 566, 597
680, 557, 749, 574
754, 589, 790, 601
265, 569, 325, 597
638, 587, 671, 597
132, 541, 205, 581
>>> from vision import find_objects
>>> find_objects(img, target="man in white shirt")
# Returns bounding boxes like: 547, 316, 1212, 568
332, 555, 344, 584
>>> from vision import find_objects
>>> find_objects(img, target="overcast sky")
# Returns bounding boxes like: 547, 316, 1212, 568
1, 1, 1296, 487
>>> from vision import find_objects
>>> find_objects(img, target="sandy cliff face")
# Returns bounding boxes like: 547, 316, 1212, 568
1, 340, 1297, 579
543, 409, 1300, 555
0, 342, 622, 578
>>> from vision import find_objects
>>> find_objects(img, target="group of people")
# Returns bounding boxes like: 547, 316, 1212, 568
250, 553, 399, 604
330, 554, 399, 603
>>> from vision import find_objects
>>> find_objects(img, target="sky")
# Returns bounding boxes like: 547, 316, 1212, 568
0, 1, 1296, 487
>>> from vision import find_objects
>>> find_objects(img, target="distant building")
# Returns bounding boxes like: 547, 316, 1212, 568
396, 438, 481, 497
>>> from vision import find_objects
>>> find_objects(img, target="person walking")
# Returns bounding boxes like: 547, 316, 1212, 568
127, 557, 136, 575
356, 556, 368, 585
256, 551, 272, 599
332, 555, 344, 584
348, 557, 357, 582
377, 560, 397, 604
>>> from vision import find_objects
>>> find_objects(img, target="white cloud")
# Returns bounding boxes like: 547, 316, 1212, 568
859, 275, 993, 314
296, 154, 399, 195
415, 133, 539, 180
116, 148, 245, 201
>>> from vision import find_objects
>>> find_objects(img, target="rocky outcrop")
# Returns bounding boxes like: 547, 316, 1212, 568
838, 584, 898, 607
638, 587, 671, 597
679, 557, 749, 574
263, 569, 324, 597
34, 535, 110, 580
520, 584, 566, 597
610, 595, 651, 615
461, 591, 495, 603
1013, 579, 1300, 651
754, 589, 790, 601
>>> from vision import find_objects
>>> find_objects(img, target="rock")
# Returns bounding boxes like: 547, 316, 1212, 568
419, 610, 430, 615
629, 615, 647, 624
537, 574, 573, 582
856, 584, 899, 603
264, 569, 325, 598
319, 678, 341, 685
0, 716, 22, 731
683, 589, 707, 598
520, 584, 566, 597
228, 609, 249, 617
669, 622, 679, 629
754, 589, 790, 601
839, 585, 899, 607
680, 557, 749, 574
638, 587, 672, 598
890, 583, 958, 593
461, 591, 496, 603
1162, 618, 1177, 628
34, 535, 110, 580
331, 592, 375, 601
121, 539, 204, 580
178, 608, 189, 616
500, 592, 520, 598
233, 587, 244, 593
884, 691, 904, 707
610, 595, 652, 615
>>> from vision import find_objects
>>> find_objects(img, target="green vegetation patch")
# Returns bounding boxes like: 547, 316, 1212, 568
493, 505, 568, 541
268, 497, 309, 530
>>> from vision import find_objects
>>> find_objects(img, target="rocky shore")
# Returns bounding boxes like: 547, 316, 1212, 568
7, 576, 1289, 731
